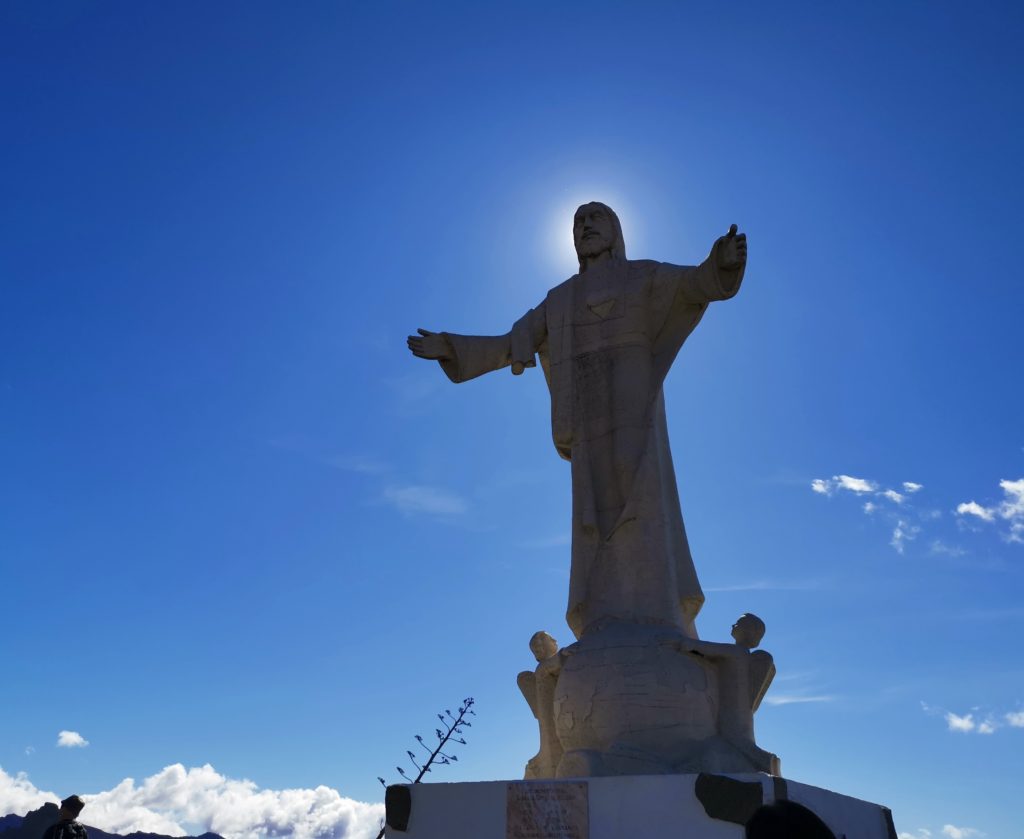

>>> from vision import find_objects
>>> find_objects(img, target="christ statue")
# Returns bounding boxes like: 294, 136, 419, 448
408, 203, 746, 641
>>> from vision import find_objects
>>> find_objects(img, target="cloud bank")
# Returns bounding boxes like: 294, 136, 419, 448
0, 768, 54, 819
0, 765, 383, 839
811, 471, 1024, 553
810, 473, 926, 552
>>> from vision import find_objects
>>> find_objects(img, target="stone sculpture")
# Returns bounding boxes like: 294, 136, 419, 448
516, 631, 565, 779
408, 202, 778, 777
670, 614, 779, 775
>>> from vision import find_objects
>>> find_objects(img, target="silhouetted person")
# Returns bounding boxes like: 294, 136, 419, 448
42, 795, 88, 839
745, 799, 837, 839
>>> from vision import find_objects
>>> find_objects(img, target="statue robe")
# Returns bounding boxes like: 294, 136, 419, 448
439, 243, 743, 640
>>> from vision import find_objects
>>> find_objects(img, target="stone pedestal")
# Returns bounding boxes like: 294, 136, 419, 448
384, 774, 896, 839
520, 620, 780, 779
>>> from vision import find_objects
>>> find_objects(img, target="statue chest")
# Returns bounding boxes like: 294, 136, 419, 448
569, 282, 651, 356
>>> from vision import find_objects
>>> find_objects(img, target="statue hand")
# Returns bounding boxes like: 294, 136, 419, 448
716, 224, 747, 271
407, 328, 453, 361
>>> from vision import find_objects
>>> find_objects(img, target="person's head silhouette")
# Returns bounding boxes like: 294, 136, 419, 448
745, 799, 836, 839
58, 796, 85, 821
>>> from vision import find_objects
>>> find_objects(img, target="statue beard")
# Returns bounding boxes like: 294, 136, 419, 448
575, 237, 614, 260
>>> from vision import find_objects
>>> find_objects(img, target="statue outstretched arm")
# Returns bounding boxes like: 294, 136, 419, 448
669, 224, 748, 307
406, 303, 547, 384
670, 637, 743, 659
407, 327, 511, 382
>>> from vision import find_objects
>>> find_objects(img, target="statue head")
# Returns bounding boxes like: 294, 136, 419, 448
731, 613, 766, 649
573, 202, 626, 271
529, 630, 558, 662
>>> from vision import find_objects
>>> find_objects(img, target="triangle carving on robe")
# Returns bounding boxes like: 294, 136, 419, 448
588, 299, 617, 319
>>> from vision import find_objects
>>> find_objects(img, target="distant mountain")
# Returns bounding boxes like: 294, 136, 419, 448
0, 804, 224, 839
0, 816, 22, 833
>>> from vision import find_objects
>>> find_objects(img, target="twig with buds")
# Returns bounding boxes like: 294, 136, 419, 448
375, 697, 476, 839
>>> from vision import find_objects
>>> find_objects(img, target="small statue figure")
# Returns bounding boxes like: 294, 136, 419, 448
732, 613, 776, 715
516, 631, 564, 779
674, 613, 780, 774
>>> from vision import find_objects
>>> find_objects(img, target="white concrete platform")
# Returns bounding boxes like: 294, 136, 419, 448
384, 773, 896, 839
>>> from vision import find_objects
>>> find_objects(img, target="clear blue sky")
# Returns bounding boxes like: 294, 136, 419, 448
2, 3, 1022, 838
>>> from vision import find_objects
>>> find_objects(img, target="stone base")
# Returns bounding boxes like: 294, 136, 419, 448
384, 773, 896, 839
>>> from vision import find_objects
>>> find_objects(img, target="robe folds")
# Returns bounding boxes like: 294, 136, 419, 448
439, 243, 744, 640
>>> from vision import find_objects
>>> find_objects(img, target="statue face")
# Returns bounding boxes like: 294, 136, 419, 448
573, 203, 616, 259
529, 631, 557, 661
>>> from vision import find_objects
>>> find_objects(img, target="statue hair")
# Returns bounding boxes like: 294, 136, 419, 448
737, 613, 766, 634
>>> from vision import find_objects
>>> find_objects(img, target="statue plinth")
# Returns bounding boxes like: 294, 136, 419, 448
520, 615, 778, 780
535, 621, 778, 779
554, 623, 718, 776
383, 774, 896, 839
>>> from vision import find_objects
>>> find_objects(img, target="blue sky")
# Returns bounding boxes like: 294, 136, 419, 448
2, 2, 1023, 838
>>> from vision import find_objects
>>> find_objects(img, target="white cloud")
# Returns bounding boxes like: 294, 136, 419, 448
0, 767, 55, 817
0, 765, 384, 839
1005, 711, 1024, 727
926, 702, 1024, 735
24, 747, 35, 756
930, 540, 966, 558
997, 478, 1024, 543
816, 471, 1024, 552
955, 478, 1024, 542
835, 474, 876, 493
704, 579, 826, 593
891, 520, 920, 554
810, 474, 877, 496
382, 485, 467, 516
942, 825, 983, 839
57, 731, 88, 748
956, 501, 995, 522
762, 694, 834, 706
901, 828, 984, 839
945, 712, 976, 733
812, 473, 924, 546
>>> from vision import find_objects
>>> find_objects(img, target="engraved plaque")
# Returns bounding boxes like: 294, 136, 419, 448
506, 782, 589, 839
